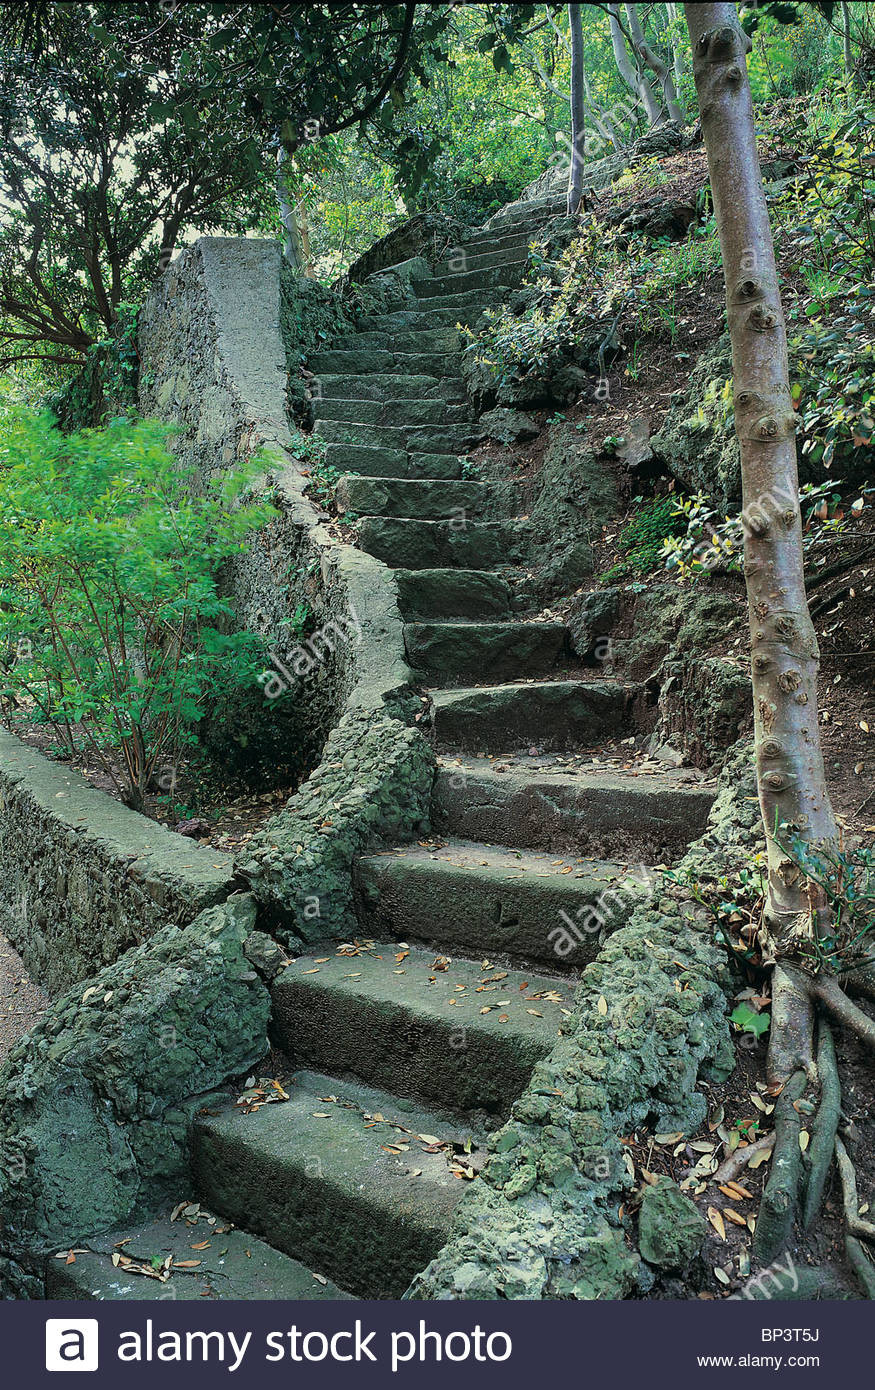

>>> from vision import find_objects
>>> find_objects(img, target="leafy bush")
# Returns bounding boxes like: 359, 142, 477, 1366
601, 495, 688, 583
782, 835, 875, 976
0, 411, 276, 812
662, 480, 874, 580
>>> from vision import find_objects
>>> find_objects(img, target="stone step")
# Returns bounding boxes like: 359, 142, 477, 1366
272, 949, 565, 1115
414, 263, 523, 299
435, 244, 530, 275
328, 327, 464, 354
336, 476, 505, 521
459, 229, 532, 255
394, 568, 514, 621
314, 419, 475, 453
487, 196, 568, 229
191, 1069, 479, 1299
308, 347, 462, 377
432, 755, 716, 860
317, 372, 463, 402
414, 291, 495, 315
44, 1212, 354, 1301
313, 397, 471, 428
322, 444, 463, 480
355, 841, 646, 970
405, 620, 568, 684
430, 679, 634, 753
356, 517, 521, 570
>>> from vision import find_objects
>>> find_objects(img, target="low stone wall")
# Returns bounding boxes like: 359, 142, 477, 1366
0, 730, 236, 996
0, 896, 274, 1297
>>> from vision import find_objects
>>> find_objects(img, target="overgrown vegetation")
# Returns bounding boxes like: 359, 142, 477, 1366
0, 413, 276, 812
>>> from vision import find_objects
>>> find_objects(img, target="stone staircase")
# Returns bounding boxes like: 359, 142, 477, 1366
54, 191, 719, 1303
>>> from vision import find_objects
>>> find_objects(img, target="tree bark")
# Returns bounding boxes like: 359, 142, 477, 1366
624, 5, 670, 124
567, 3, 586, 214
276, 145, 303, 272
841, 2, 854, 82
683, 2, 837, 928
608, 4, 664, 127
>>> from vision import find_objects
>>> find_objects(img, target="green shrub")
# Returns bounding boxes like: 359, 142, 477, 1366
0, 411, 276, 812
601, 495, 687, 582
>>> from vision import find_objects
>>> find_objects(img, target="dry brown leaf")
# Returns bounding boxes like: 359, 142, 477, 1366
707, 1207, 726, 1240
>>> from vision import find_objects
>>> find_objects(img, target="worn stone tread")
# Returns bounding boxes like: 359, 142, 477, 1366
429, 678, 635, 751
191, 1069, 482, 1298
44, 1214, 353, 1301
322, 444, 462, 479
337, 476, 506, 521
393, 568, 514, 621
355, 839, 643, 968
272, 947, 565, 1113
406, 620, 568, 683
356, 516, 521, 569
432, 754, 716, 860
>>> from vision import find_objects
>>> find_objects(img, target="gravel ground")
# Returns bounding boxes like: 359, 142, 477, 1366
0, 930, 47, 1064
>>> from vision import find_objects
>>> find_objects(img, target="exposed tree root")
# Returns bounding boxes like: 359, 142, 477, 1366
713, 1131, 775, 1184
812, 972, 875, 1051
802, 1021, 840, 1230
752, 1070, 807, 1267
767, 966, 815, 1084
835, 1136, 875, 1244
833, 1136, 875, 1298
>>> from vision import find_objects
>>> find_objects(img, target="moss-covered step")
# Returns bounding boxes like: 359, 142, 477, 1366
456, 229, 532, 254
430, 678, 634, 752
434, 244, 529, 274
354, 840, 643, 969
391, 348, 470, 373
271, 948, 564, 1115
432, 756, 716, 861
414, 263, 525, 298
405, 620, 567, 683
336, 477, 505, 521
393, 568, 513, 621
307, 348, 397, 375
314, 398, 471, 428
317, 372, 463, 402
45, 1213, 353, 1301
356, 517, 517, 569
322, 444, 462, 480
191, 1069, 480, 1298
315, 419, 474, 453
413, 290, 496, 314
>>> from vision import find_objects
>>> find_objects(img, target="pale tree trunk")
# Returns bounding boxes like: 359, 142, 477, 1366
666, 2, 685, 86
683, 1, 874, 1272
632, 6, 686, 124
841, 2, 854, 82
567, 3, 586, 213
624, 5, 672, 123
276, 146, 304, 272
608, 3, 664, 126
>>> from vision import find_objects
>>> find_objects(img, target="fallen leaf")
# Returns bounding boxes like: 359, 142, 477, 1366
708, 1207, 726, 1240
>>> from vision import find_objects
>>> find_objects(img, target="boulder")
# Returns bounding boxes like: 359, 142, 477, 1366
638, 1176, 707, 1269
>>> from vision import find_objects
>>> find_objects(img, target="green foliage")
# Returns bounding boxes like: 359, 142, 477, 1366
662, 481, 874, 580
48, 305, 140, 432
783, 834, 875, 975
0, 412, 276, 812
729, 1002, 771, 1038
601, 496, 687, 583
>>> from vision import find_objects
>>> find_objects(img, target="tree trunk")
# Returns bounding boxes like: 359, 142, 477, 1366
624, 4, 669, 125
683, 1, 837, 930
608, 4, 664, 127
276, 146, 303, 272
631, 6, 685, 125
567, 3, 586, 214
841, 2, 854, 82
666, 3, 685, 86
